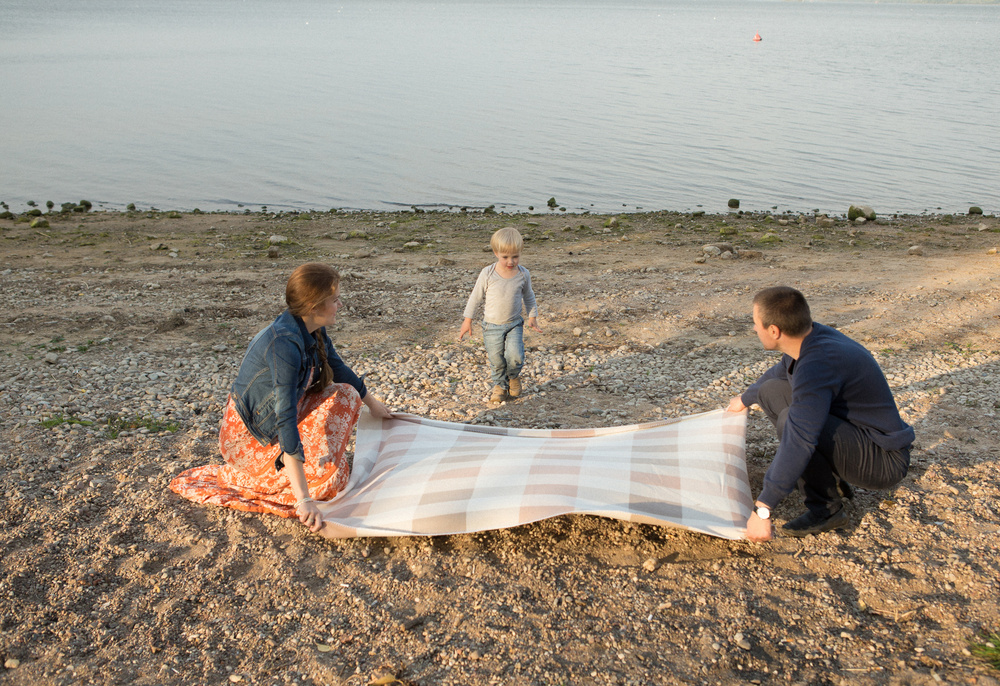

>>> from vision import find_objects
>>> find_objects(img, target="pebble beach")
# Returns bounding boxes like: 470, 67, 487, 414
1, 207, 999, 685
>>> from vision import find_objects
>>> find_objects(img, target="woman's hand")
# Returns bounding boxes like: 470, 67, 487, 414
283, 455, 325, 533
296, 499, 324, 533
363, 393, 394, 420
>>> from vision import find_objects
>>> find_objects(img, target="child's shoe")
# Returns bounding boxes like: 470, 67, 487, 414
507, 377, 522, 398
489, 385, 507, 404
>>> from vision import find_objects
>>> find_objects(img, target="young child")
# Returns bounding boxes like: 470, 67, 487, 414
458, 227, 542, 403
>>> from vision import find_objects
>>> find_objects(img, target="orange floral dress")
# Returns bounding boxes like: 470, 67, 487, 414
170, 382, 363, 518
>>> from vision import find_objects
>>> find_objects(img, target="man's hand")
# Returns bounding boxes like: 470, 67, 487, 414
527, 316, 542, 333
727, 396, 747, 413
457, 318, 473, 342
746, 511, 773, 542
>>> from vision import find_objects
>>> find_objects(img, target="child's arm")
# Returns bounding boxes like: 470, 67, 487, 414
522, 269, 541, 333
459, 268, 489, 341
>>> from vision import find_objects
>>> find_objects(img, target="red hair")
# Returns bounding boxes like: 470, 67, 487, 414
286, 263, 340, 392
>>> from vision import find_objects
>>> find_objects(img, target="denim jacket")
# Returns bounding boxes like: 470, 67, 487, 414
230, 310, 366, 471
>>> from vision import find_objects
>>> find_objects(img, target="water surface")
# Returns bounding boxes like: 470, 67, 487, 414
2, 0, 998, 215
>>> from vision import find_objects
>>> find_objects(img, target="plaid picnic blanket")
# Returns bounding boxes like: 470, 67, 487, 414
317, 408, 751, 540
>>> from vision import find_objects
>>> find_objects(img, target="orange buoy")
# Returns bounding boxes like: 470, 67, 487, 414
753, 32, 762, 42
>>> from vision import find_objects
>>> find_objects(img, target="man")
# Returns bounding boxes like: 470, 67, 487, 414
727, 287, 914, 541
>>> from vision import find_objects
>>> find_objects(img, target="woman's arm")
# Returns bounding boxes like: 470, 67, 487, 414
283, 455, 324, 533
324, 337, 368, 398
268, 335, 308, 469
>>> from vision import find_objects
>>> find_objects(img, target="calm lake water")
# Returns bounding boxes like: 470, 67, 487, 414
2, 0, 999, 215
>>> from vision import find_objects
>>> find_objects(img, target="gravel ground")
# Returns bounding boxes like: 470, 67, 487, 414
1, 208, 999, 686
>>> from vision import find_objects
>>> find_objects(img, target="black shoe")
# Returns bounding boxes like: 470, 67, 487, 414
781, 508, 850, 537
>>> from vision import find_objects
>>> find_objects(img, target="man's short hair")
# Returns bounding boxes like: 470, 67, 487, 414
491, 227, 523, 255
753, 286, 812, 336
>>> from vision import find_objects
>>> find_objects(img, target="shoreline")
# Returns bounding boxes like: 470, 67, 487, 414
2, 201, 997, 223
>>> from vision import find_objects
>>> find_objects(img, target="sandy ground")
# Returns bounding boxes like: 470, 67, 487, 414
1, 207, 999, 686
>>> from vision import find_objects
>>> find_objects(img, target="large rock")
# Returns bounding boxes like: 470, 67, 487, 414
848, 205, 876, 221
702, 242, 734, 256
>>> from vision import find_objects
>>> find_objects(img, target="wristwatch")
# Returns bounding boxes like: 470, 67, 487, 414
755, 505, 771, 520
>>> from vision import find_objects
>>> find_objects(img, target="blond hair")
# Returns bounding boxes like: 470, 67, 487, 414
490, 226, 523, 255
285, 263, 340, 392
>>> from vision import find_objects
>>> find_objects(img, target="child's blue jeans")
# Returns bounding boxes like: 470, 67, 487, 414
482, 318, 524, 389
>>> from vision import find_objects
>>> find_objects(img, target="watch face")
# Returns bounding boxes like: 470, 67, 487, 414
756, 507, 770, 520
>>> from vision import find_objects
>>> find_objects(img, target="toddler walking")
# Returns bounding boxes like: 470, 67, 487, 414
458, 227, 542, 403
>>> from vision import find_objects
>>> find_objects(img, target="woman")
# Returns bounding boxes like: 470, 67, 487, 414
170, 263, 393, 532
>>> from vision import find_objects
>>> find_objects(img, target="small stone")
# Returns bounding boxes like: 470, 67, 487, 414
45, 352, 59, 364
642, 557, 659, 572
907, 245, 924, 256
4, 658, 20, 669
267, 246, 280, 258
572, 328, 583, 337
268, 235, 288, 245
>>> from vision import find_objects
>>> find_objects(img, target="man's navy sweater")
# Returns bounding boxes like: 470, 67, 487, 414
741, 323, 915, 507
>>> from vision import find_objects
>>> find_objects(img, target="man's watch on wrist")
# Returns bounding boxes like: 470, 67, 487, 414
755, 505, 771, 520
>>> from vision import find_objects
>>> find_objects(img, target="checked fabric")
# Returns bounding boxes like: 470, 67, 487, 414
317, 409, 751, 540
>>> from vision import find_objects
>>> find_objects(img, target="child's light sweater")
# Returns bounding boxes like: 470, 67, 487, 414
462, 264, 538, 325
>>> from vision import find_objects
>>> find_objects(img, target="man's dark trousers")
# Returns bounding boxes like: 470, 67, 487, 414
756, 378, 910, 516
